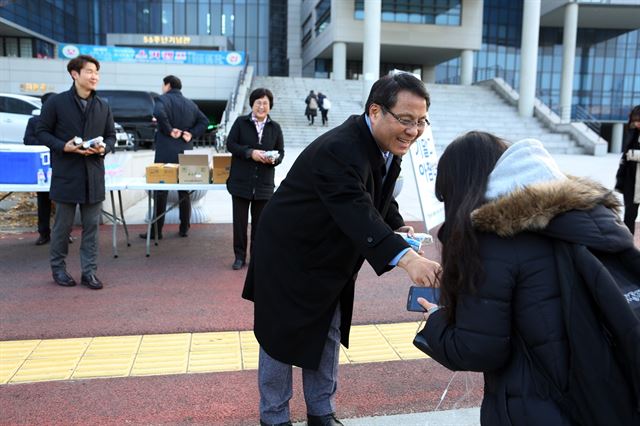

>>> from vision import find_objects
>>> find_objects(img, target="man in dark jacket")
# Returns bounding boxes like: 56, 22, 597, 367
140, 75, 208, 239
242, 73, 441, 426
37, 55, 116, 290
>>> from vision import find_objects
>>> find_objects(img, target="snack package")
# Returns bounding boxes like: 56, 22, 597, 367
396, 232, 433, 252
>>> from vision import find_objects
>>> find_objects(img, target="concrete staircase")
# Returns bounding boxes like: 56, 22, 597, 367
247, 76, 586, 154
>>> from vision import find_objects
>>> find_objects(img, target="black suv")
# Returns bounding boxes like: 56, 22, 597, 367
97, 90, 158, 149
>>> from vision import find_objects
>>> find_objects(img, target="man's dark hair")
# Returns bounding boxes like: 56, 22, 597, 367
365, 73, 430, 114
250, 88, 274, 109
163, 75, 182, 90
67, 55, 100, 76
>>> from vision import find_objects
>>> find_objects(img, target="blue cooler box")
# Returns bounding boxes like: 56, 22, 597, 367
0, 144, 51, 184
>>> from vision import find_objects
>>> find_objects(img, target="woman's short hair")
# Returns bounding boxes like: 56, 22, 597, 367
250, 88, 274, 109
365, 73, 430, 114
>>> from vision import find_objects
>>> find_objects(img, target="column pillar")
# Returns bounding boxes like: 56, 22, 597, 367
611, 122, 624, 153
362, 0, 381, 105
332, 42, 347, 80
560, 1, 578, 122
518, 0, 541, 117
421, 65, 436, 84
460, 50, 474, 85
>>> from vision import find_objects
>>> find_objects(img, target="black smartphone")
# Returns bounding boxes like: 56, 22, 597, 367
406, 286, 441, 312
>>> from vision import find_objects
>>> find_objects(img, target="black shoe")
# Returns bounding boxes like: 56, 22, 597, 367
307, 413, 344, 426
36, 234, 50, 245
232, 259, 245, 270
81, 274, 103, 290
259, 421, 292, 426
139, 232, 162, 240
52, 270, 76, 287
179, 230, 188, 237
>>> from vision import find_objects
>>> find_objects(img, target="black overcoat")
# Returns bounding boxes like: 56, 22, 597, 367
615, 127, 640, 204
153, 89, 208, 163
226, 114, 284, 200
242, 114, 410, 369
36, 87, 115, 204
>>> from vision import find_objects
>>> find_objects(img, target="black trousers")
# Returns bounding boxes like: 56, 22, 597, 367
320, 109, 328, 125
154, 190, 191, 235
37, 191, 52, 236
623, 195, 638, 235
232, 195, 267, 262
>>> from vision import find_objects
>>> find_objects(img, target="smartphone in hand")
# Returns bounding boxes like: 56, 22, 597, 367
407, 286, 441, 312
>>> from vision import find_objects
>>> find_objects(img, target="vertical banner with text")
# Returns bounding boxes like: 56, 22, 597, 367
409, 126, 444, 231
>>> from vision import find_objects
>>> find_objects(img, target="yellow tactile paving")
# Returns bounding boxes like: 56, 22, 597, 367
0, 321, 425, 385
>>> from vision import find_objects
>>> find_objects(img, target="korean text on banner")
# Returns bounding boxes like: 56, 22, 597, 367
409, 126, 444, 231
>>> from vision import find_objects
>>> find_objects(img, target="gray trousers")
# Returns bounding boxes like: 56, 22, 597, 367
258, 304, 341, 424
50, 201, 102, 276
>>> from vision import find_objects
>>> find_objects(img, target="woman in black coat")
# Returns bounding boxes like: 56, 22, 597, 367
226, 88, 284, 270
615, 104, 640, 233
415, 132, 639, 425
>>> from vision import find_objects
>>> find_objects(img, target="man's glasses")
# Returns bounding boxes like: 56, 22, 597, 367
380, 105, 430, 129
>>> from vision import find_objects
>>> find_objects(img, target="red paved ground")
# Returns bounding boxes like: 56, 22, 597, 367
0, 223, 485, 425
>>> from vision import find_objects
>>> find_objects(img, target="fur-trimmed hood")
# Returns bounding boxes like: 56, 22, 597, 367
471, 176, 632, 253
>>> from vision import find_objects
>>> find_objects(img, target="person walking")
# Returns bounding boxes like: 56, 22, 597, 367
615, 104, 640, 234
139, 75, 208, 240
242, 73, 441, 426
37, 55, 116, 289
226, 88, 284, 270
415, 132, 640, 425
305, 90, 318, 125
317, 92, 330, 126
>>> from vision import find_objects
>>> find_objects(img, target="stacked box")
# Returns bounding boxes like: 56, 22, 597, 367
145, 163, 179, 183
0, 145, 51, 184
179, 154, 210, 184
212, 153, 232, 184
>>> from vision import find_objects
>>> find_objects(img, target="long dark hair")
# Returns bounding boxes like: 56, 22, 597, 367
435, 131, 509, 322
623, 105, 640, 152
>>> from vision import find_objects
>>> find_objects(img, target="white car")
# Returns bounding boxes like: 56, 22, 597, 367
0, 93, 42, 144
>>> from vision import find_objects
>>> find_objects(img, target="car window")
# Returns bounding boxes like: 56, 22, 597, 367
5, 97, 39, 115
0, 96, 7, 113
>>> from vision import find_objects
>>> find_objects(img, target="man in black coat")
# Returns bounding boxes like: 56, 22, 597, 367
140, 75, 208, 239
242, 73, 441, 426
37, 55, 116, 290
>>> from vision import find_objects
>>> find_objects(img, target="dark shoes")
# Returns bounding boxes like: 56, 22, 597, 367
52, 270, 76, 287
81, 274, 103, 290
36, 234, 50, 245
259, 421, 292, 426
179, 230, 188, 237
232, 259, 245, 270
307, 413, 344, 426
139, 232, 162, 240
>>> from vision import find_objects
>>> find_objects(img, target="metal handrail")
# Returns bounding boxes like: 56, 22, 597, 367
221, 56, 249, 131
572, 104, 602, 134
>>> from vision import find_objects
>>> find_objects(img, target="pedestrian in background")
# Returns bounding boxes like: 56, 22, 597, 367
139, 75, 208, 240
318, 92, 330, 126
226, 88, 284, 270
37, 55, 116, 289
615, 104, 640, 234
416, 132, 639, 425
305, 90, 318, 125
22, 92, 70, 246
243, 73, 440, 426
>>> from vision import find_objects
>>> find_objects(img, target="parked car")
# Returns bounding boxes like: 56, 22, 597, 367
0, 93, 41, 143
96, 90, 157, 149
114, 122, 135, 151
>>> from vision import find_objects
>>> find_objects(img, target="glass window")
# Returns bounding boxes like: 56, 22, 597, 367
354, 0, 461, 26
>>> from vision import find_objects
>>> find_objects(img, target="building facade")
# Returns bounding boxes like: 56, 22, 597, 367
1, 0, 638, 129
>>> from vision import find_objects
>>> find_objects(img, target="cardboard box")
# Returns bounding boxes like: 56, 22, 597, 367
0, 145, 51, 184
146, 163, 178, 183
179, 154, 210, 184
212, 153, 232, 184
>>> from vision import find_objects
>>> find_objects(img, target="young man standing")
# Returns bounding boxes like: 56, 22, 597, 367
37, 55, 115, 290
139, 75, 208, 239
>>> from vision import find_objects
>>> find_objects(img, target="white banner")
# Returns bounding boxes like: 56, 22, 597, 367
409, 126, 444, 231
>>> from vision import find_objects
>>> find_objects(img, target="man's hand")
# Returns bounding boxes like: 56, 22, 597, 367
63, 139, 83, 154
397, 249, 441, 286
170, 128, 182, 139
182, 131, 192, 143
396, 225, 415, 237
